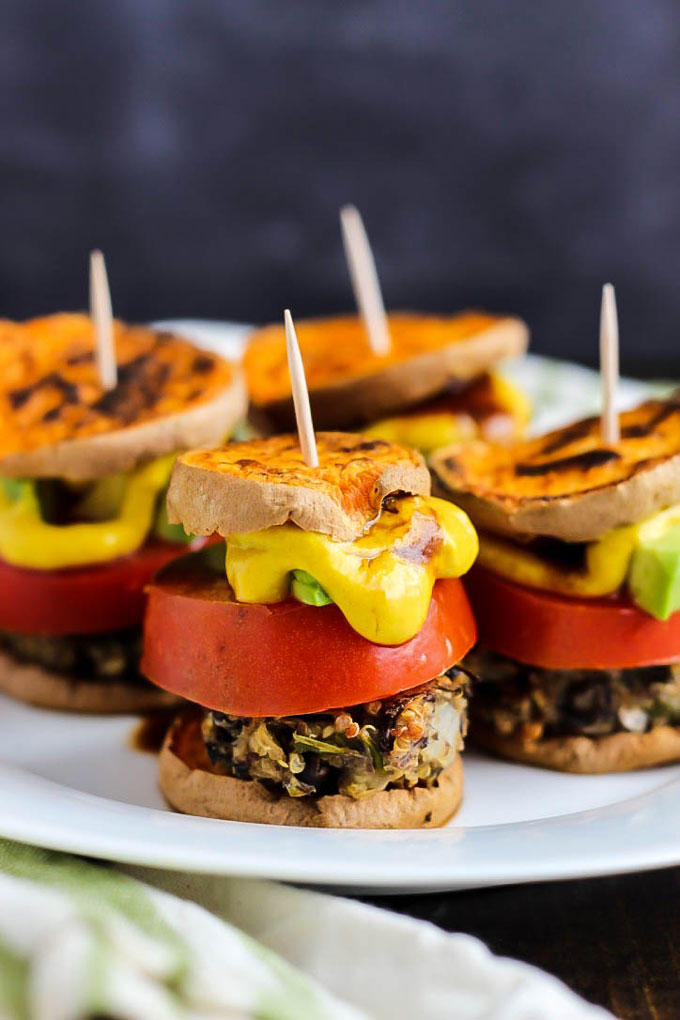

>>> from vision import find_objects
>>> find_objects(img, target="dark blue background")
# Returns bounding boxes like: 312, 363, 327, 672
2, 1, 680, 372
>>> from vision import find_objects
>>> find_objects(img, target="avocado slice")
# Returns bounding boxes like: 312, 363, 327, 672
290, 569, 333, 607
629, 523, 680, 620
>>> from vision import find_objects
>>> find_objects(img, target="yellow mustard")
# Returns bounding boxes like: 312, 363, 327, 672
0, 456, 174, 570
362, 375, 531, 454
363, 413, 478, 456
476, 528, 636, 597
225, 496, 478, 645
477, 503, 680, 598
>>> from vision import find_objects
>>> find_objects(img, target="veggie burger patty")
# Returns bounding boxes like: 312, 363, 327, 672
203, 669, 469, 799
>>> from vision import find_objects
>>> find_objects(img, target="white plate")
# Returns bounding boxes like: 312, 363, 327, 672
2, 694, 680, 891
1, 322, 678, 891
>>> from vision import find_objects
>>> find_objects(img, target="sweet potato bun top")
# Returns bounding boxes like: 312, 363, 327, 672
244, 311, 528, 429
167, 432, 431, 542
431, 395, 680, 542
0, 314, 246, 480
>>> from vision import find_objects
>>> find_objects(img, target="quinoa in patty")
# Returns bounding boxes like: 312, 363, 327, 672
0, 627, 147, 685
202, 668, 469, 799
466, 647, 680, 743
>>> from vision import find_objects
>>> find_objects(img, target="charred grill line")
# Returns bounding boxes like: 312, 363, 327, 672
338, 440, 390, 453
620, 400, 680, 438
91, 355, 172, 423
192, 354, 216, 374
537, 418, 596, 456
8, 372, 80, 411
514, 448, 620, 477
65, 351, 95, 366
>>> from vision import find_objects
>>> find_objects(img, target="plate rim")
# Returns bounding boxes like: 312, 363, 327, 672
1, 757, 680, 891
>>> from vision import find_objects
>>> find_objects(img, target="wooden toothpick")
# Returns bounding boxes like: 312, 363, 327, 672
340, 204, 391, 356
600, 282, 620, 445
284, 309, 319, 468
89, 250, 117, 390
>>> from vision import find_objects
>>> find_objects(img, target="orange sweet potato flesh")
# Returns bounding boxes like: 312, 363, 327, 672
431, 394, 680, 541
0, 313, 236, 461
439, 397, 680, 502
245, 311, 509, 406
168, 433, 431, 541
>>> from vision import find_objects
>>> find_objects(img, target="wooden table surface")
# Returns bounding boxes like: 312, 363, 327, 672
365, 865, 680, 1019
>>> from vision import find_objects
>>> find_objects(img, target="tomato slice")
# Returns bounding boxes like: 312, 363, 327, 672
142, 548, 477, 716
0, 541, 191, 636
466, 566, 680, 670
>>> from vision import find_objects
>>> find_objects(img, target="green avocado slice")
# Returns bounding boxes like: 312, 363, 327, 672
629, 523, 680, 621
290, 569, 333, 607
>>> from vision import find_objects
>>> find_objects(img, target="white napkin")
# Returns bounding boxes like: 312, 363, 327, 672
0, 839, 612, 1019
0, 840, 363, 1020
130, 867, 614, 1020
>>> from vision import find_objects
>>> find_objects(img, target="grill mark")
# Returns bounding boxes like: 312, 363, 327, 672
65, 350, 94, 366
538, 418, 595, 455
139, 362, 172, 408
621, 424, 649, 439
7, 387, 32, 410
515, 448, 620, 476
192, 354, 215, 374
90, 354, 172, 423
43, 373, 80, 403
8, 372, 79, 410
346, 439, 389, 452
116, 353, 153, 386
620, 400, 680, 439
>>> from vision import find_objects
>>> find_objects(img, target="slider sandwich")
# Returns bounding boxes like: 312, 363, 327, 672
0, 313, 246, 711
431, 395, 680, 772
244, 312, 530, 454
142, 433, 479, 827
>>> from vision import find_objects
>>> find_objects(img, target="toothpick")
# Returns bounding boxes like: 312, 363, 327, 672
340, 204, 391, 356
284, 309, 319, 468
89, 250, 117, 389
600, 283, 620, 445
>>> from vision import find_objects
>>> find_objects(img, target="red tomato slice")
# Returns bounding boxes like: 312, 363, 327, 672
142, 549, 477, 716
466, 566, 680, 670
0, 541, 192, 636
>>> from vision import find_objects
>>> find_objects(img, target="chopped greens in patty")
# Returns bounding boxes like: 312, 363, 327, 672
203, 669, 468, 798
0, 628, 146, 684
466, 647, 680, 742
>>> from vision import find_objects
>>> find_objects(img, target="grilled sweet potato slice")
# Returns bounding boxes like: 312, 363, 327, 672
167, 433, 431, 541
244, 311, 528, 429
0, 314, 246, 480
431, 395, 680, 542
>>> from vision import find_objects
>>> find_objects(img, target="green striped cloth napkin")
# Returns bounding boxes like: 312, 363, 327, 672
0, 839, 612, 1020
0, 840, 362, 1020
